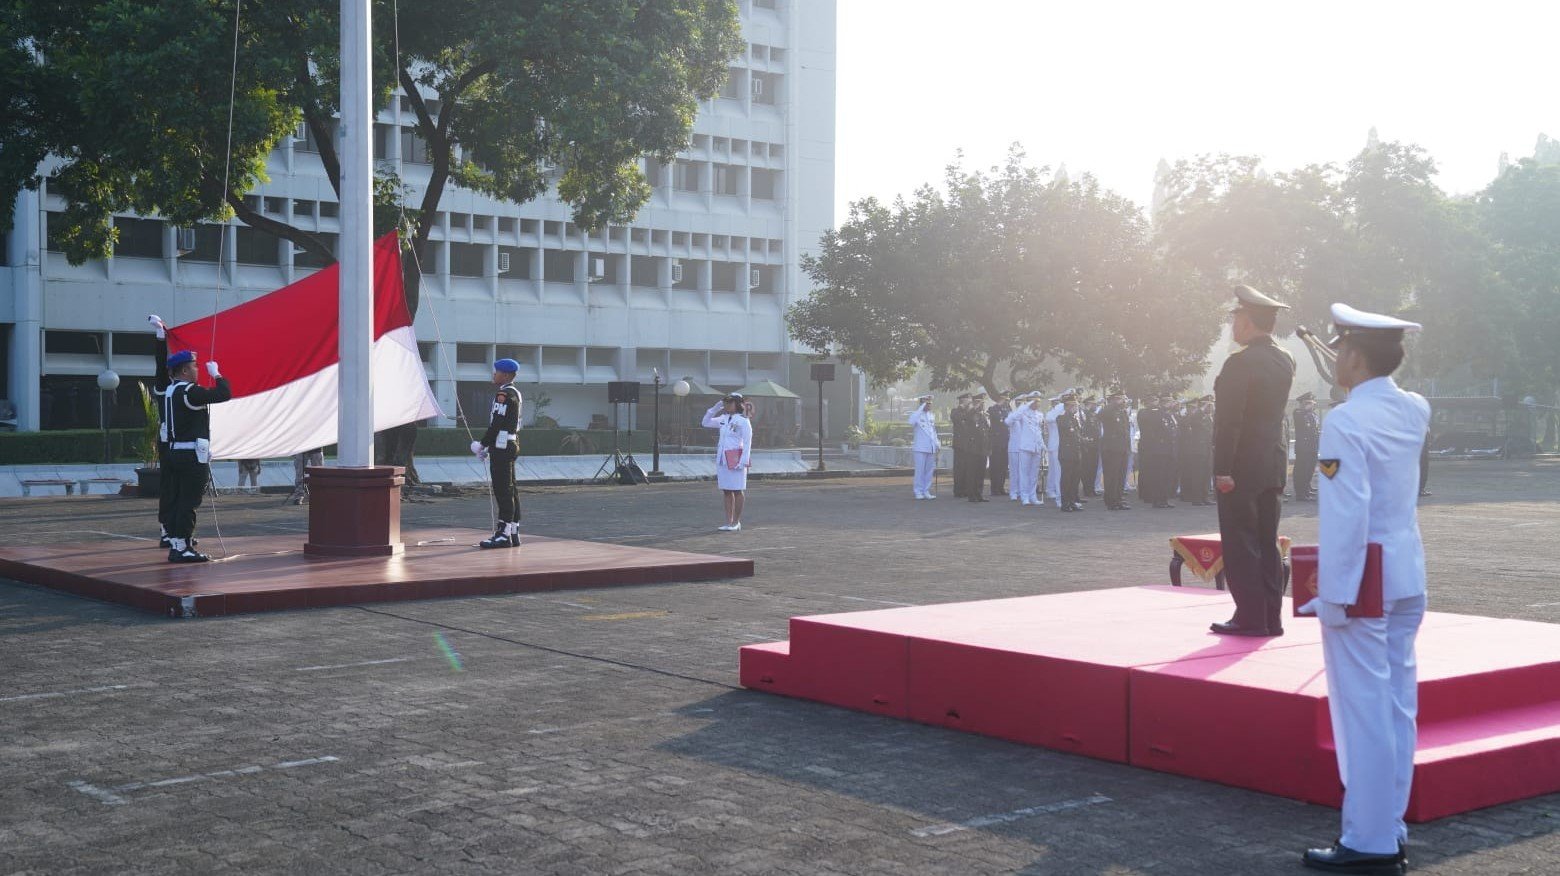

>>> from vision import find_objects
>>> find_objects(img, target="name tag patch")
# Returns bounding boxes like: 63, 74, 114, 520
1318, 459, 1340, 479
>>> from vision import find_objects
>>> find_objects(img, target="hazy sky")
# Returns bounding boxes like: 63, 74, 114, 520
834, 0, 1560, 223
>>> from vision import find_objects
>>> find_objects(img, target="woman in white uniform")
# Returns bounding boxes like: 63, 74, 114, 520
702, 393, 754, 531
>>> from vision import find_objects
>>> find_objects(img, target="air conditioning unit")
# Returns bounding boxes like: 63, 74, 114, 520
497, 251, 511, 274
175, 227, 198, 256
670, 261, 684, 284
751, 77, 764, 98
749, 268, 762, 290
589, 256, 606, 281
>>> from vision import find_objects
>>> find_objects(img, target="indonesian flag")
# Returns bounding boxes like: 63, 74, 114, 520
165, 232, 443, 460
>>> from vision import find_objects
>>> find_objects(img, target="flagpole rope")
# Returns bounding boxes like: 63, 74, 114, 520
393, 0, 496, 536
203, 0, 244, 559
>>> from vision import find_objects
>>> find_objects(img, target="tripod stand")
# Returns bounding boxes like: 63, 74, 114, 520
594, 401, 646, 484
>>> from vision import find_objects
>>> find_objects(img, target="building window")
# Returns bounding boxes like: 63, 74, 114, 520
449, 242, 487, 277
113, 217, 164, 259
296, 120, 335, 153
294, 232, 338, 269
719, 70, 743, 101
178, 225, 224, 263
542, 250, 575, 282
456, 343, 489, 365
498, 246, 534, 279
319, 202, 339, 218
711, 261, 740, 292
111, 333, 158, 357
672, 161, 701, 193
45, 330, 102, 355
752, 72, 780, 105
373, 123, 393, 160
751, 168, 780, 200
400, 128, 434, 164
233, 226, 281, 265
714, 164, 741, 196
631, 256, 659, 288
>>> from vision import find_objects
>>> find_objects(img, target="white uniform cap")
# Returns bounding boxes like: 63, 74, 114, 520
1330, 302, 1422, 334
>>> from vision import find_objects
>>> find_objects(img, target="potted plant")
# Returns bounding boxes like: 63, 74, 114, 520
135, 382, 161, 497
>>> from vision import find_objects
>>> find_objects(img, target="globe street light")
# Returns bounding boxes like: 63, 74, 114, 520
97, 369, 120, 464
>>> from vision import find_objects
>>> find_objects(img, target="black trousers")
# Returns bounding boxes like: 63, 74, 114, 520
951, 446, 966, 497
1102, 450, 1128, 507
157, 445, 175, 530
489, 446, 520, 524
988, 440, 1008, 496
1080, 441, 1099, 495
1059, 452, 1080, 507
1293, 442, 1319, 498
1142, 453, 1174, 502
963, 447, 987, 500
1180, 454, 1210, 503
163, 449, 209, 540
1216, 485, 1285, 633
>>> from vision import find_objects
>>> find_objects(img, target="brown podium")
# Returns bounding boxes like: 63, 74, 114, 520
304, 465, 405, 557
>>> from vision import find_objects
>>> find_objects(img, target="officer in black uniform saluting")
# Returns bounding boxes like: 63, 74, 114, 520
1056, 392, 1085, 511
1291, 391, 1321, 501
159, 350, 233, 563
473, 358, 523, 549
1099, 389, 1132, 510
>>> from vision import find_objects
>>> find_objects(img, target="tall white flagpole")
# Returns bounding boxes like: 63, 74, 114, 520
337, 0, 374, 467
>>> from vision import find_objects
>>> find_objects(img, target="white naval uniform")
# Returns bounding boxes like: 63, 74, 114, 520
1044, 403, 1063, 505
1005, 404, 1045, 504
1007, 406, 1022, 500
908, 407, 940, 497
702, 404, 753, 491
1315, 375, 1431, 856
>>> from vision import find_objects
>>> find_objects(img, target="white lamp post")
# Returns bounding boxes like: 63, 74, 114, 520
673, 379, 691, 452
97, 369, 120, 463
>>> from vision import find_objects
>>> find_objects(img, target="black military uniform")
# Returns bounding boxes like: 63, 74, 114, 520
963, 393, 989, 502
1178, 397, 1213, 505
986, 396, 1010, 497
950, 394, 972, 498
1099, 392, 1132, 510
1212, 285, 1296, 637
159, 351, 232, 562
1139, 399, 1178, 507
1056, 395, 1084, 511
1291, 392, 1321, 500
478, 361, 523, 549
1078, 397, 1100, 497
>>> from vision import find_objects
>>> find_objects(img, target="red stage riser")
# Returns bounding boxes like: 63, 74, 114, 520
739, 587, 1560, 822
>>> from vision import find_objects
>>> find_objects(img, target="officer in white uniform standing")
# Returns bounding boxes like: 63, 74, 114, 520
1005, 393, 1045, 506
1044, 394, 1064, 506
1298, 303, 1429, 876
907, 394, 940, 500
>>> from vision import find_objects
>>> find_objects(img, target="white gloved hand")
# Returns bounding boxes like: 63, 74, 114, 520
470, 440, 484, 456
1317, 601, 1351, 628
205, 360, 220, 378
148, 314, 167, 339
1296, 598, 1319, 616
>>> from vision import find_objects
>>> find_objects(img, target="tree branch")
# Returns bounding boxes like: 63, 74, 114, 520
225, 192, 335, 263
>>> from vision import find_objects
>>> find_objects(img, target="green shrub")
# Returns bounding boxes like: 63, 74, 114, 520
0, 429, 143, 464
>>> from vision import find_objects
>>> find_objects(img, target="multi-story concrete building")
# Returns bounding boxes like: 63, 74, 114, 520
2, 0, 854, 443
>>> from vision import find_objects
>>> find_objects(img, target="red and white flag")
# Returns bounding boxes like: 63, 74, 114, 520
165, 232, 442, 460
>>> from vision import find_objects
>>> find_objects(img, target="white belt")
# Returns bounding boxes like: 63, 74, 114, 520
171, 441, 200, 450
497, 431, 515, 446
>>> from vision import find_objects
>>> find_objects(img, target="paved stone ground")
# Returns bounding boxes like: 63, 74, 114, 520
0, 460, 1556, 875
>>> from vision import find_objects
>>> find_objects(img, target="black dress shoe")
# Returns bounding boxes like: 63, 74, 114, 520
1301, 842, 1406, 874
1209, 621, 1276, 637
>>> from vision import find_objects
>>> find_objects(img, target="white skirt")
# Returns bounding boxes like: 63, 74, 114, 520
716, 460, 748, 491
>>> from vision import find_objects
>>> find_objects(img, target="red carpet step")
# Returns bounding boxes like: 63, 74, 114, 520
739, 586, 1560, 821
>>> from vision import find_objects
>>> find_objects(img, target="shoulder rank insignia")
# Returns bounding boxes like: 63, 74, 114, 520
1318, 459, 1340, 479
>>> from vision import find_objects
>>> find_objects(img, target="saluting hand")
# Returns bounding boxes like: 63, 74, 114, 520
205, 361, 221, 379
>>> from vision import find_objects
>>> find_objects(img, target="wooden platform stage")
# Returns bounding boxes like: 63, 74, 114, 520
0, 529, 753, 618
740, 585, 1560, 822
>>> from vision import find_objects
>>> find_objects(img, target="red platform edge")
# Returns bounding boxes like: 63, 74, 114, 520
739, 586, 1560, 822
0, 529, 753, 618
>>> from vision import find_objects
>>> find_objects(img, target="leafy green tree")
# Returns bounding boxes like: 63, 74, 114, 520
788, 148, 1216, 398
2, 0, 742, 471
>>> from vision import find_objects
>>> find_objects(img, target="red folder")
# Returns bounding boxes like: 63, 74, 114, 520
1290, 543, 1384, 618
723, 448, 743, 469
